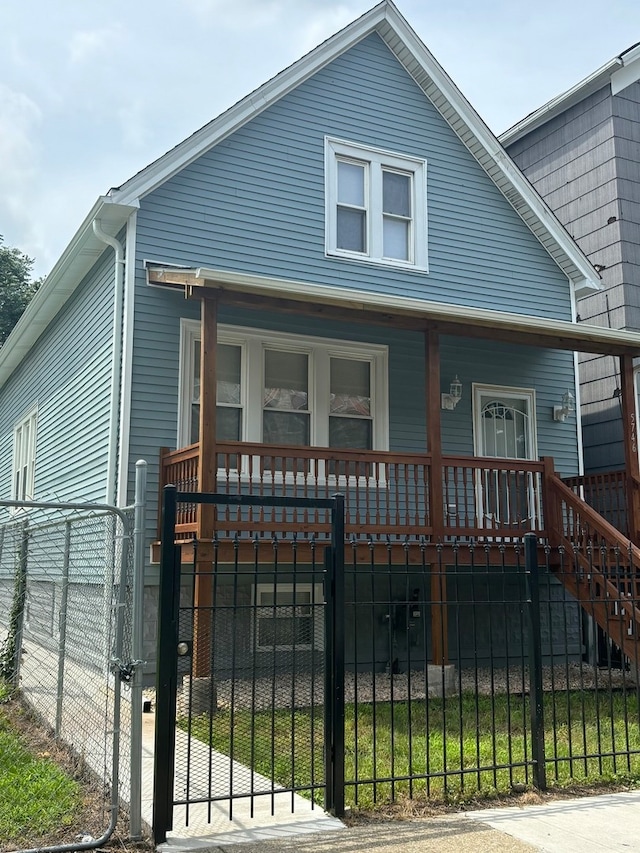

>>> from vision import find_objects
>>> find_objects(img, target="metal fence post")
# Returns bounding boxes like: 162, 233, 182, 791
129, 459, 147, 840
55, 520, 71, 738
330, 494, 345, 817
524, 532, 547, 791
153, 485, 180, 844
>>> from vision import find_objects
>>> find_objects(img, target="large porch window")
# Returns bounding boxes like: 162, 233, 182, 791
178, 321, 388, 451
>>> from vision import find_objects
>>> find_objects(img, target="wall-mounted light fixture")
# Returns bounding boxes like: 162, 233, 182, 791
553, 389, 576, 422
441, 375, 462, 411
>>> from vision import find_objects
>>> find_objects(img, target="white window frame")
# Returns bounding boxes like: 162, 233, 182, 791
178, 320, 389, 454
325, 136, 427, 271
11, 407, 37, 505
253, 582, 324, 652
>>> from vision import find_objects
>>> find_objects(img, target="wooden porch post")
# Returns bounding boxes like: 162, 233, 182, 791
192, 295, 218, 679
619, 354, 640, 543
426, 329, 447, 665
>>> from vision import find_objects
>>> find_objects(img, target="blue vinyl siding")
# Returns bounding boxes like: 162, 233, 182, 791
136, 33, 572, 321
0, 252, 114, 504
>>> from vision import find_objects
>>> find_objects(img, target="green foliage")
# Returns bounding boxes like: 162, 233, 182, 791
0, 532, 27, 684
0, 702, 82, 841
0, 235, 44, 345
185, 690, 640, 809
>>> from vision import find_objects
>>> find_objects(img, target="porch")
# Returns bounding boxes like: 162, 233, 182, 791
149, 264, 640, 674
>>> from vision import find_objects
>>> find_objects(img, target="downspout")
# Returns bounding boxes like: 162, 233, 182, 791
93, 220, 126, 506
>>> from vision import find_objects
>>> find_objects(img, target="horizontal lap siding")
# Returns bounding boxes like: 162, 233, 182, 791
137, 33, 572, 321
0, 252, 114, 503
440, 337, 579, 476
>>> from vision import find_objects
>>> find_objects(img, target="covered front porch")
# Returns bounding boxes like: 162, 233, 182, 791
149, 264, 640, 672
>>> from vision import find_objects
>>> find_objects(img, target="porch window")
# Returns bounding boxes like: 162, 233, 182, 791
179, 321, 388, 452
254, 583, 324, 651
263, 349, 310, 446
12, 408, 37, 502
326, 137, 427, 270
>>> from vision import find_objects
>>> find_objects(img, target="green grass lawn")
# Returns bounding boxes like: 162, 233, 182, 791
185, 690, 640, 808
0, 686, 82, 844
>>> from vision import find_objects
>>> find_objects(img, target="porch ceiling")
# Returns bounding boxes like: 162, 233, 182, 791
147, 265, 640, 357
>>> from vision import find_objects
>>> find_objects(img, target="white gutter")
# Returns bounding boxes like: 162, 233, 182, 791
116, 212, 138, 507
500, 57, 623, 146
93, 219, 126, 506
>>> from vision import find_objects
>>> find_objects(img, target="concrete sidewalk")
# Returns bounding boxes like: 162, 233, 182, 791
163, 789, 640, 852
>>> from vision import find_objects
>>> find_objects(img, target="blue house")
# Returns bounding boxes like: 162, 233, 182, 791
2, 1, 640, 677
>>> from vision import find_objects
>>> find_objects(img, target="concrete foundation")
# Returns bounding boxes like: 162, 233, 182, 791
179, 676, 218, 716
426, 664, 457, 697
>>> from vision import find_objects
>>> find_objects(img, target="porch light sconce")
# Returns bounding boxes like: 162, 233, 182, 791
441, 376, 463, 411
553, 389, 576, 422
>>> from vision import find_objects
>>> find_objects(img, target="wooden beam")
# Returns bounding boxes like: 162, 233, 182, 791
426, 330, 447, 665
193, 297, 218, 678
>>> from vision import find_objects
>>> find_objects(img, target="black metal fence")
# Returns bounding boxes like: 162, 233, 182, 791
154, 487, 640, 842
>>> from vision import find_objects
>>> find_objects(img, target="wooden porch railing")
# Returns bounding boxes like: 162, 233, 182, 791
546, 473, 640, 667
563, 470, 629, 537
159, 442, 547, 541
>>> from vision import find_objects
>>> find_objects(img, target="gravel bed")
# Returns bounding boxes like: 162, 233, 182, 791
210, 663, 634, 711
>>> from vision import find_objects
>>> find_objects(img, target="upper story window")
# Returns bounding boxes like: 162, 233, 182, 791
12, 408, 37, 502
325, 137, 427, 271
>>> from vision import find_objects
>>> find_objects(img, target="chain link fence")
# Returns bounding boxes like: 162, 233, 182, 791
0, 475, 146, 852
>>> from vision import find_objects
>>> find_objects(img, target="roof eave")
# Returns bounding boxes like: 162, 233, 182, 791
499, 58, 622, 146
0, 197, 137, 391
147, 265, 637, 357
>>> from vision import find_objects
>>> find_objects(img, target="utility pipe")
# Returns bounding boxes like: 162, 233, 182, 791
93, 220, 125, 506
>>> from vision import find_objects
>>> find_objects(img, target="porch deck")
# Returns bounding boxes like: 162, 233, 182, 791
159, 441, 548, 543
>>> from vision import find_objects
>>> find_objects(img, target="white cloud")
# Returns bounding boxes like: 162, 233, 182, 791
68, 25, 126, 65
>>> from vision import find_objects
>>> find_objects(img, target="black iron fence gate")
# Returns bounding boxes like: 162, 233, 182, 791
153, 487, 345, 844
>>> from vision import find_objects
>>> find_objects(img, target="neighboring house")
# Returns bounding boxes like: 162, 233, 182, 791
2, 1, 640, 680
502, 46, 640, 538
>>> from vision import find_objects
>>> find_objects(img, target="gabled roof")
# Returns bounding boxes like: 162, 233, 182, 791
0, 0, 603, 391
500, 42, 640, 146
109, 0, 600, 298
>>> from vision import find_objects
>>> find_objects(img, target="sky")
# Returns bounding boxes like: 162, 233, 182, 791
2, 0, 640, 278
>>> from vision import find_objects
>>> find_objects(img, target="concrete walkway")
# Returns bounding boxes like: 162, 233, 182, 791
160, 789, 640, 852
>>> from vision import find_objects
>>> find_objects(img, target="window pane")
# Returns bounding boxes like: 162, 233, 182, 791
383, 170, 411, 217
330, 358, 370, 415
337, 160, 365, 206
383, 216, 409, 260
217, 344, 241, 404
263, 410, 310, 446
337, 207, 366, 252
258, 616, 312, 648
192, 343, 201, 404
329, 417, 372, 449
217, 406, 242, 441
264, 350, 308, 410
190, 403, 200, 444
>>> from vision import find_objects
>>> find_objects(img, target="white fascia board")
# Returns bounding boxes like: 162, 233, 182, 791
151, 265, 640, 354
0, 197, 137, 391
612, 51, 640, 95
110, 2, 389, 206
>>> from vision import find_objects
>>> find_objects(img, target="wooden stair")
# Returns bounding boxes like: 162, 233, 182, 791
548, 474, 640, 671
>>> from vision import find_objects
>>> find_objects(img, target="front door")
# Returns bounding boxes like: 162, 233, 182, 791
473, 385, 538, 529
